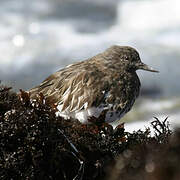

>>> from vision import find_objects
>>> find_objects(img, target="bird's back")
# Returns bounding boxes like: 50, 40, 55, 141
30, 59, 106, 111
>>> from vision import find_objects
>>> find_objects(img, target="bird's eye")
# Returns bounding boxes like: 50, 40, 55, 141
120, 54, 129, 61
124, 55, 128, 61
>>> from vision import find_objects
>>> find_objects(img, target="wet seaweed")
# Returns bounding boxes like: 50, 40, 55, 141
0, 85, 179, 180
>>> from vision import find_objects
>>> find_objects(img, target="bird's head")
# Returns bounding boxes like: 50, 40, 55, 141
104, 45, 159, 73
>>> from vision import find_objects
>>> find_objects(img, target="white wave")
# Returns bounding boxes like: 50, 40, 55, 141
125, 112, 180, 135
1, 0, 180, 68
139, 98, 179, 112
119, 0, 180, 31
125, 120, 153, 134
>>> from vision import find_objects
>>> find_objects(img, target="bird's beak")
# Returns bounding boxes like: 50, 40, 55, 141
136, 62, 159, 73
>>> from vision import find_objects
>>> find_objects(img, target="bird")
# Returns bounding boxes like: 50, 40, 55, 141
29, 45, 158, 124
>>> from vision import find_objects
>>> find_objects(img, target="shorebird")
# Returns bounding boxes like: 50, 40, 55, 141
29, 45, 158, 123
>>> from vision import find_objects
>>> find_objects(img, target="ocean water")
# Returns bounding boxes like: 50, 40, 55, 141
0, 0, 180, 128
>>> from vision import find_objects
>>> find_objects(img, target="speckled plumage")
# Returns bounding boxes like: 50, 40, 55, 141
29, 45, 158, 123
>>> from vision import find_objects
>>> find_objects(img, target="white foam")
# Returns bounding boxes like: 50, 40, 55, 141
139, 99, 176, 112
119, 0, 180, 31
1, 0, 180, 72
124, 112, 180, 136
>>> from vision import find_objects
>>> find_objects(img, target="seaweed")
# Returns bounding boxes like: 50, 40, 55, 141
1, 85, 179, 180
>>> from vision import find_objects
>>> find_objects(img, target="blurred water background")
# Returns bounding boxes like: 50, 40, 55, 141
0, 0, 180, 130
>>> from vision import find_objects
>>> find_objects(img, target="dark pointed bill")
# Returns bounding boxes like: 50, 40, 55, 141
137, 63, 159, 73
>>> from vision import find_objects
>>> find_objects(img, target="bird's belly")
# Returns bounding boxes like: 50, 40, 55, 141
56, 105, 105, 123
56, 104, 129, 124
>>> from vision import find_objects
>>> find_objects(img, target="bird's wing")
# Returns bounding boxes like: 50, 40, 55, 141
29, 61, 106, 112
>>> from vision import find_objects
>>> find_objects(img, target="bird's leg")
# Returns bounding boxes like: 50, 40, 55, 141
86, 109, 114, 134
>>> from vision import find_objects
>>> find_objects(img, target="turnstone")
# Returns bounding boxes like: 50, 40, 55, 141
29, 45, 158, 123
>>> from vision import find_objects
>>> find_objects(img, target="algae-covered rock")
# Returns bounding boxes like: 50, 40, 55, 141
1, 85, 179, 180
0, 86, 126, 179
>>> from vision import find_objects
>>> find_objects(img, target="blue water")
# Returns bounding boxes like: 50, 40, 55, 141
0, 0, 180, 98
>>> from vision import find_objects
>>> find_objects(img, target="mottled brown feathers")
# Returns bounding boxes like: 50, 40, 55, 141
30, 60, 106, 111
29, 46, 141, 116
